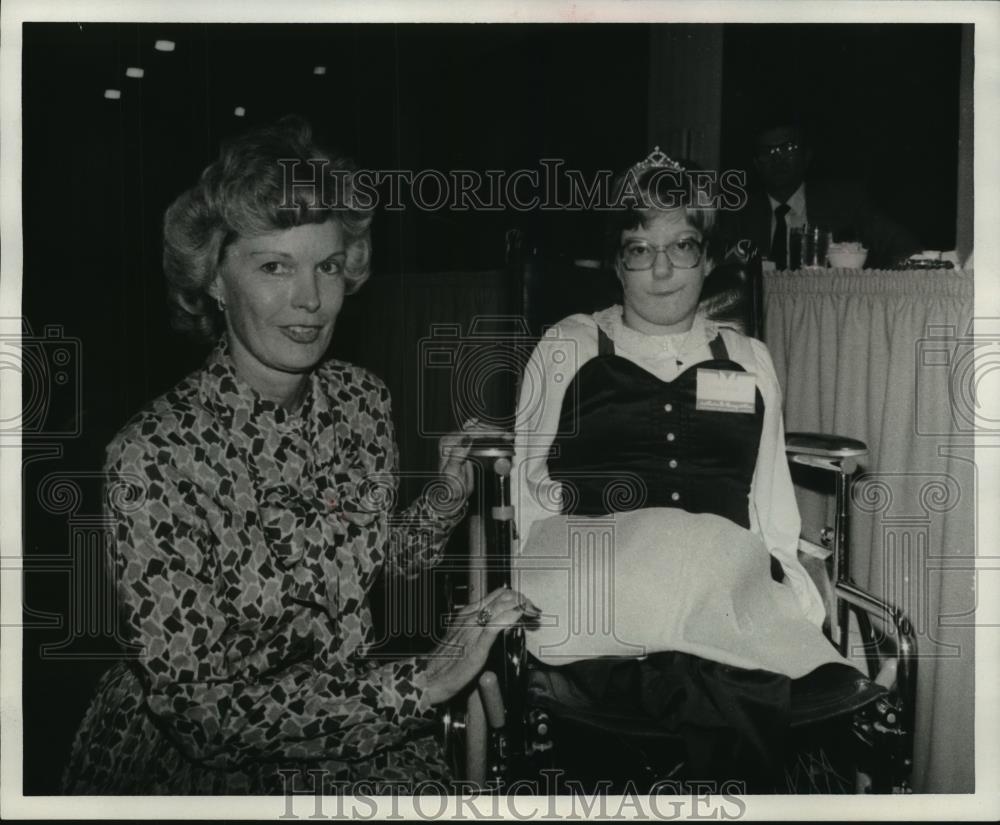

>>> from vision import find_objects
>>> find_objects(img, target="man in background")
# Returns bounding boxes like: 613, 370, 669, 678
721, 118, 921, 269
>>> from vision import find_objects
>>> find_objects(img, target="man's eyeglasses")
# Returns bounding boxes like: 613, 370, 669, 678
756, 141, 801, 161
619, 239, 704, 271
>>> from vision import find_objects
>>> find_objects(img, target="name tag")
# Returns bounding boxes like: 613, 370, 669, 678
695, 369, 756, 413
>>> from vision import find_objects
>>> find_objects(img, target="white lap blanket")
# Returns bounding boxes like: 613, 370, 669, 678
512, 508, 859, 678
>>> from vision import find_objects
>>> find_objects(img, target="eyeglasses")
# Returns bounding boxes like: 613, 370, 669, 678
756, 141, 801, 161
619, 239, 704, 271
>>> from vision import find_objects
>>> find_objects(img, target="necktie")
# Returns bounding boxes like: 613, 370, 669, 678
771, 203, 791, 269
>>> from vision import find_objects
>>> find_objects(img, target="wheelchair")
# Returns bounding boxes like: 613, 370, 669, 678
438, 236, 917, 794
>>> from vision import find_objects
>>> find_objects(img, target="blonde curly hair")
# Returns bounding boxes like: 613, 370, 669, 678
163, 115, 373, 341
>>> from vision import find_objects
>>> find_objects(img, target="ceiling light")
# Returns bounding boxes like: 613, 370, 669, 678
154, 40, 175, 52
234, 106, 246, 117
313, 66, 326, 75
104, 89, 121, 100
125, 67, 144, 79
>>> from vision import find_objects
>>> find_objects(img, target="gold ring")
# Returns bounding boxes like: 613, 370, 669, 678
477, 607, 493, 627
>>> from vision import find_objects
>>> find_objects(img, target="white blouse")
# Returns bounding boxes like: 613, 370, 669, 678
511, 306, 825, 627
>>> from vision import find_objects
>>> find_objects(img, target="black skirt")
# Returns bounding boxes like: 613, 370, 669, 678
538, 651, 791, 788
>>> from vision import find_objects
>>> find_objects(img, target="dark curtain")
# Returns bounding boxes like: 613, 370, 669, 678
331, 269, 518, 488
330, 270, 517, 659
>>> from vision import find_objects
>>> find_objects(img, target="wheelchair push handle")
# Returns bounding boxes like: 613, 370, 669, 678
478, 671, 507, 729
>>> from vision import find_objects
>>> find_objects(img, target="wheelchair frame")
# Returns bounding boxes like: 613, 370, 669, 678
441, 433, 918, 794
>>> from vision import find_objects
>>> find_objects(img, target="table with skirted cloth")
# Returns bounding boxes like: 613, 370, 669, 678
764, 268, 976, 793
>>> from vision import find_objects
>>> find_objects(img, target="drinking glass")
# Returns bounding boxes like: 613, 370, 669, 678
789, 225, 831, 269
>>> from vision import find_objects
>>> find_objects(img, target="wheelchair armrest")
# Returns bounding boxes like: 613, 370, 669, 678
786, 432, 868, 474
798, 537, 832, 560
468, 431, 516, 458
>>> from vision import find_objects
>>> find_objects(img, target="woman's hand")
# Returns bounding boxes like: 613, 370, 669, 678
421, 587, 540, 706
435, 418, 511, 512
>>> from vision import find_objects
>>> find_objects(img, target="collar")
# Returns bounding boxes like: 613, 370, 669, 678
595, 306, 720, 358
198, 336, 315, 433
767, 182, 806, 216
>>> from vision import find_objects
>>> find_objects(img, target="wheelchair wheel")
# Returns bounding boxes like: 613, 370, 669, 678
782, 718, 861, 793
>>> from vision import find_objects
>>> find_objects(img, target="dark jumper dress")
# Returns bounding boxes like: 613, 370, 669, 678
540, 326, 791, 784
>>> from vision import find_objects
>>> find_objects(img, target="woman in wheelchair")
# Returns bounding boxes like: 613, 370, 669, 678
509, 151, 872, 792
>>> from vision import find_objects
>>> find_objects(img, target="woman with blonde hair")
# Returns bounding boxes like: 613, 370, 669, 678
63, 116, 535, 794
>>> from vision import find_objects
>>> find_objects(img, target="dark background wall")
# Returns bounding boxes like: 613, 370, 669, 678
20, 22, 962, 794
720, 23, 962, 250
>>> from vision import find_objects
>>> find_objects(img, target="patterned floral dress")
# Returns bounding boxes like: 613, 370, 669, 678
62, 338, 466, 794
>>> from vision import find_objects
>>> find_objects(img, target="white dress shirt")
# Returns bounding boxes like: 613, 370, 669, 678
768, 182, 807, 241
511, 306, 825, 627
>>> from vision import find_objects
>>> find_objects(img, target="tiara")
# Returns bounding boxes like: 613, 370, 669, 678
630, 145, 685, 175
